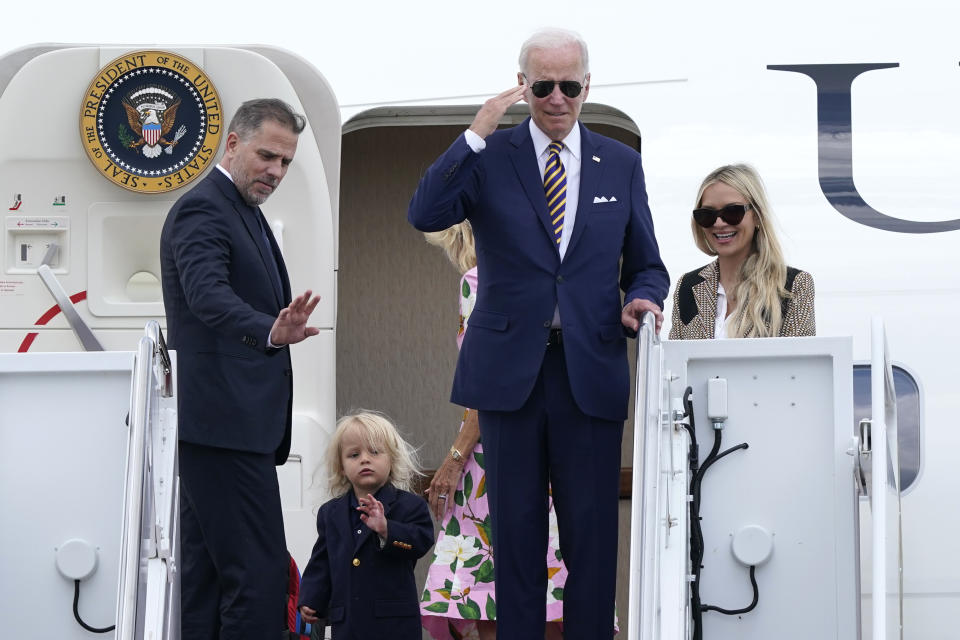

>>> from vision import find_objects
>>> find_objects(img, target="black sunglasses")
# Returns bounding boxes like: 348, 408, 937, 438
692, 203, 751, 228
523, 74, 585, 99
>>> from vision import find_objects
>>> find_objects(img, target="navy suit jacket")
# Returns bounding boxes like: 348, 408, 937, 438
409, 120, 669, 421
160, 169, 294, 462
298, 484, 434, 640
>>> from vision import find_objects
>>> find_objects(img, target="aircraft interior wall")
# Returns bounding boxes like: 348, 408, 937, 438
338, 115, 644, 635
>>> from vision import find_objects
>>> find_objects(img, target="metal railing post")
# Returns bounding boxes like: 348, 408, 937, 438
115, 335, 154, 640
628, 312, 662, 640
115, 321, 177, 639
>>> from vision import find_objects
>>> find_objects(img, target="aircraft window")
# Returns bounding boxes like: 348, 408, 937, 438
852, 365, 921, 493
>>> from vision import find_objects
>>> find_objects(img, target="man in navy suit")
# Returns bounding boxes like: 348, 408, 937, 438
409, 29, 669, 639
161, 98, 320, 640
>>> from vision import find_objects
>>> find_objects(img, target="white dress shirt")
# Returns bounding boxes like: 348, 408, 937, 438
464, 122, 582, 260
464, 122, 582, 328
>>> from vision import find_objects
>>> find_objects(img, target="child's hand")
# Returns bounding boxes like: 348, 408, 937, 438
299, 605, 319, 624
357, 494, 388, 538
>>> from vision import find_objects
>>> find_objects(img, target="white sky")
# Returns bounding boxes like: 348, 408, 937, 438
6, 0, 955, 110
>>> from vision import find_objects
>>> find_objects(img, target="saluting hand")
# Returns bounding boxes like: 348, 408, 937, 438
270, 290, 321, 346
468, 83, 528, 139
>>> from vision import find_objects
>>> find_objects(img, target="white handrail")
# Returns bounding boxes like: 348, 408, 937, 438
870, 317, 903, 640
629, 312, 662, 640
36, 263, 104, 351
115, 321, 177, 640
115, 334, 153, 640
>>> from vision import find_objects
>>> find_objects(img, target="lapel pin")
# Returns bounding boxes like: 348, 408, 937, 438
592, 156, 601, 163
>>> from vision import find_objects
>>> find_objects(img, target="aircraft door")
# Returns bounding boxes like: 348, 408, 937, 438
630, 334, 860, 639
0, 43, 340, 569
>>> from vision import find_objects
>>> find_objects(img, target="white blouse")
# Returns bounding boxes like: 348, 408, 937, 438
715, 282, 736, 339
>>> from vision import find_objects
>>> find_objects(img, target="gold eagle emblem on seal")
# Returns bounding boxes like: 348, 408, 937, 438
80, 50, 223, 194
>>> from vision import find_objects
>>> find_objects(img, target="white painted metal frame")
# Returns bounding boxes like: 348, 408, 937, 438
870, 317, 903, 640
0, 350, 133, 637
628, 313, 660, 639
630, 334, 860, 639
116, 321, 179, 640
629, 313, 693, 640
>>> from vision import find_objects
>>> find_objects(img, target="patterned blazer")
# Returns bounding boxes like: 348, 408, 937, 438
668, 261, 816, 340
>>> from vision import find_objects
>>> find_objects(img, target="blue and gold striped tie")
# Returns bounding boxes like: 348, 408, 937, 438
544, 141, 567, 245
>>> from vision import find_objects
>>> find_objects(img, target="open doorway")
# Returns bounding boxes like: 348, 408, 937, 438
337, 103, 643, 636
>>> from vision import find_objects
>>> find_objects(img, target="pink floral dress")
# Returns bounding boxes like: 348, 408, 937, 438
420, 267, 569, 639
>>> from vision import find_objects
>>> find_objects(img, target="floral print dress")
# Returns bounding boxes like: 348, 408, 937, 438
420, 267, 569, 639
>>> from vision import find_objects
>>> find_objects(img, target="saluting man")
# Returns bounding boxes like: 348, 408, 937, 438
408, 28, 669, 640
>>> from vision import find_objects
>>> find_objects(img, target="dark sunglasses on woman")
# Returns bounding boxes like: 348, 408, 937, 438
522, 74, 585, 99
692, 203, 751, 228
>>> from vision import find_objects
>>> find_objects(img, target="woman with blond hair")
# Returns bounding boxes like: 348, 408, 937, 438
419, 221, 566, 640
669, 164, 815, 340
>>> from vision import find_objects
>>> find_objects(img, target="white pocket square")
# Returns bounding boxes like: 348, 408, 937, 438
593, 196, 618, 203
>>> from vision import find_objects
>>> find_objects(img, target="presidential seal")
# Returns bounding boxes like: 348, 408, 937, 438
80, 50, 223, 194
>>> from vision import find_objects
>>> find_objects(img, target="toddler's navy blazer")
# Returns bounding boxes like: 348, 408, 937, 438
299, 484, 434, 640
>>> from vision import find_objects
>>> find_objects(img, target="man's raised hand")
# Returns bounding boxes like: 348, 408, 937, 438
468, 83, 528, 139
270, 290, 321, 346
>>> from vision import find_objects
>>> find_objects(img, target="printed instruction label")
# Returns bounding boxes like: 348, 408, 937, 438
0, 279, 25, 295
6, 216, 69, 230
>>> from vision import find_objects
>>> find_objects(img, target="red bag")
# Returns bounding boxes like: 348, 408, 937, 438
286, 554, 312, 639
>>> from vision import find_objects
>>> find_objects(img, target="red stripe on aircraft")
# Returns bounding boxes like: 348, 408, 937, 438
16, 291, 89, 352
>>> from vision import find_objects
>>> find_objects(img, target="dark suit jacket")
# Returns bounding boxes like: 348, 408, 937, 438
298, 484, 434, 640
408, 120, 669, 421
668, 260, 816, 339
160, 169, 294, 462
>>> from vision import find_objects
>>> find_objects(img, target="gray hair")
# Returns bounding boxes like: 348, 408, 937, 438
518, 28, 590, 77
228, 98, 306, 140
